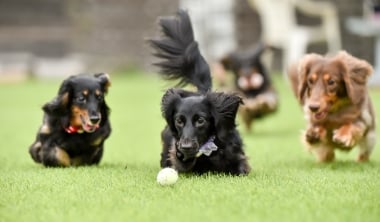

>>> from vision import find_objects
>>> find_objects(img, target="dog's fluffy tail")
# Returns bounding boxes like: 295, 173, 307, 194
149, 9, 211, 93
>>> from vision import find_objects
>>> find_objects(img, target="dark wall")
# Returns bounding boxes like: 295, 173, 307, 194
0, 0, 374, 72
0, 0, 70, 57
332, 0, 374, 63
67, 0, 178, 69
0, 0, 178, 71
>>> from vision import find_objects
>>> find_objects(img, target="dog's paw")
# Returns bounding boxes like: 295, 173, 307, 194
357, 152, 370, 162
305, 126, 325, 144
238, 163, 251, 176
259, 93, 277, 110
234, 157, 251, 176
29, 141, 42, 163
244, 98, 259, 110
314, 148, 335, 163
333, 125, 359, 148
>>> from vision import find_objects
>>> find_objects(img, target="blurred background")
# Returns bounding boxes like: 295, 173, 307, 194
0, 0, 378, 83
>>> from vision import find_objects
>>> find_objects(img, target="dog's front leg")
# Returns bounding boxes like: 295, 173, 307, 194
234, 154, 251, 176
29, 141, 43, 163
305, 125, 326, 144
303, 125, 334, 162
208, 151, 251, 176
357, 129, 376, 162
312, 144, 335, 162
40, 144, 71, 167
333, 122, 366, 148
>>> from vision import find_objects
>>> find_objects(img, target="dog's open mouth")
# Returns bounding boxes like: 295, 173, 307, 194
80, 115, 99, 133
314, 111, 327, 120
178, 147, 198, 159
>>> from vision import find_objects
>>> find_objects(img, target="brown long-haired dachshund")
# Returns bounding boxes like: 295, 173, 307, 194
288, 51, 376, 162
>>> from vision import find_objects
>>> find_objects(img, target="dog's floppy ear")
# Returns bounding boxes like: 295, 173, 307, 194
336, 51, 373, 105
161, 88, 183, 134
297, 53, 323, 104
206, 92, 243, 139
43, 77, 73, 116
95, 73, 111, 93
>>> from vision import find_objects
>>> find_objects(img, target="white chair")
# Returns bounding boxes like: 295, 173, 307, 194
247, 0, 341, 72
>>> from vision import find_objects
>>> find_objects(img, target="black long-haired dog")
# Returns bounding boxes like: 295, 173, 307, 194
149, 10, 251, 175
220, 45, 278, 131
29, 73, 111, 167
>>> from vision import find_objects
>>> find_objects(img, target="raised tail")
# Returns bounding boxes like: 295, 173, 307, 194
149, 9, 212, 93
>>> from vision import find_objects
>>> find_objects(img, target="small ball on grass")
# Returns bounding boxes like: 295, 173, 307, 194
156, 167, 178, 186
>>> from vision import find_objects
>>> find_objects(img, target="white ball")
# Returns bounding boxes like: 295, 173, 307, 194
156, 167, 178, 186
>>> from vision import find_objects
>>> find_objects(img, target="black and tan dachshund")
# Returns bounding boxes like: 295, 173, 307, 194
220, 45, 278, 131
149, 10, 251, 175
29, 73, 111, 167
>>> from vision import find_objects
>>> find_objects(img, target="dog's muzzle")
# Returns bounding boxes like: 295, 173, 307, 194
176, 139, 199, 160
175, 136, 218, 161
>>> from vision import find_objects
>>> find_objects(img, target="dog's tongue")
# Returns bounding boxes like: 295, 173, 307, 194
84, 123, 99, 132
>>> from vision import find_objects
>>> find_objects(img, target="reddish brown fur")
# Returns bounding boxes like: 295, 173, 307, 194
70, 105, 90, 129
288, 51, 376, 162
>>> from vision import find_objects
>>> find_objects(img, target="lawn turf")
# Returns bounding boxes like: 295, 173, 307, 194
0, 71, 380, 222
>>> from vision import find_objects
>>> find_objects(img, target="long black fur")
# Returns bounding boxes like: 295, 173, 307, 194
28, 73, 111, 167
149, 9, 211, 94
149, 10, 251, 175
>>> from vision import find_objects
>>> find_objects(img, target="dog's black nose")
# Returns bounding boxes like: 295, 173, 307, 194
308, 104, 320, 112
89, 115, 100, 124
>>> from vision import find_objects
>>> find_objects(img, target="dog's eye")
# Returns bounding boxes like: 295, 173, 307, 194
77, 96, 86, 103
175, 117, 184, 127
195, 117, 206, 127
308, 78, 314, 85
327, 79, 335, 86
96, 95, 104, 101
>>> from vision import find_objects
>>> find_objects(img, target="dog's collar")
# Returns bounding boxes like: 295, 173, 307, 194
175, 136, 218, 161
196, 136, 218, 157
64, 125, 84, 134
64, 124, 100, 134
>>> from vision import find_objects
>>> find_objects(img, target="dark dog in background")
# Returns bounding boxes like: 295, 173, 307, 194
288, 51, 376, 162
219, 45, 278, 131
29, 73, 112, 167
149, 10, 251, 175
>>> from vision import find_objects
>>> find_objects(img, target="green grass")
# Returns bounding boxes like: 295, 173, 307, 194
0, 72, 380, 222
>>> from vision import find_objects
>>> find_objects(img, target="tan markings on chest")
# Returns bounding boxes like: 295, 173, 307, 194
91, 137, 104, 146
55, 147, 70, 167
39, 124, 51, 134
